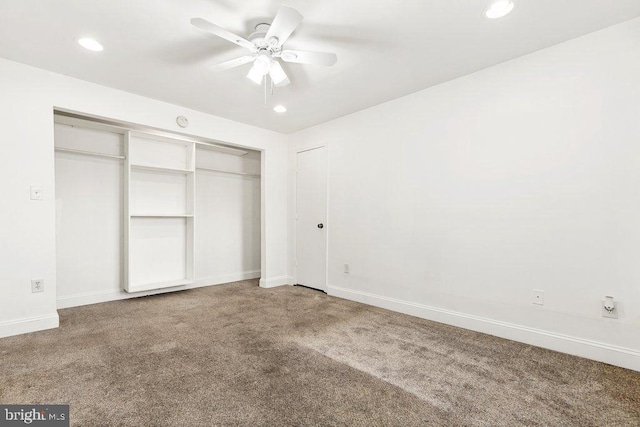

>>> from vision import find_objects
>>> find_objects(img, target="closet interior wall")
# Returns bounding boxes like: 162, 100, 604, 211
195, 147, 261, 284
54, 124, 123, 305
54, 119, 261, 308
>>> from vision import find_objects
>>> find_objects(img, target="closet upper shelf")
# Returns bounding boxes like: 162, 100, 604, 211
130, 164, 194, 174
130, 214, 194, 218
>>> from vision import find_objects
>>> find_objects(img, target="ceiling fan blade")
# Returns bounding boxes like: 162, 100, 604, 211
269, 61, 290, 87
280, 50, 337, 67
191, 18, 256, 52
265, 6, 303, 47
211, 55, 255, 71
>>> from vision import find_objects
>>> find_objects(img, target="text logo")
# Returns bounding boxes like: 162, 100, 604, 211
0, 405, 68, 426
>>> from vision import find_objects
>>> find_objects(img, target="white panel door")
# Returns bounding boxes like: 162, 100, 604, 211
296, 147, 327, 291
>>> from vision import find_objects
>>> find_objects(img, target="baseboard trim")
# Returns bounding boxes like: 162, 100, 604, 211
193, 270, 261, 288
327, 285, 640, 372
0, 313, 59, 338
259, 275, 292, 289
57, 270, 261, 309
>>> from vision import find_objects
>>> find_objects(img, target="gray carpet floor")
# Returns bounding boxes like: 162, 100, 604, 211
1, 280, 639, 426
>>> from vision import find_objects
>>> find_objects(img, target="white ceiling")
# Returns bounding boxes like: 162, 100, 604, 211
1, 1, 639, 134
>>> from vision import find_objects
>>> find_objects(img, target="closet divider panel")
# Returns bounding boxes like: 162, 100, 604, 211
124, 132, 195, 292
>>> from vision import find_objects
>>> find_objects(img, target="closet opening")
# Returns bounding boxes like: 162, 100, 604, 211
53, 113, 262, 308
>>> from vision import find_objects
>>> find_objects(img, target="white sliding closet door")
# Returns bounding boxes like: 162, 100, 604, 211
54, 124, 124, 307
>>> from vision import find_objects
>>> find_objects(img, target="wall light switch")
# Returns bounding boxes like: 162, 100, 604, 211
30, 186, 43, 200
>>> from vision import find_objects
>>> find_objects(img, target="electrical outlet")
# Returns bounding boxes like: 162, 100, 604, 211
344, 264, 350, 274
31, 279, 44, 293
532, 289, 544, 305
601, 296, 618, 319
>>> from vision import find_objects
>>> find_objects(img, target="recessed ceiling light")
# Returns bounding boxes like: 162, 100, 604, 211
485, 0, 514, 19
273, 105, 287, 113
77, 37, 104, 52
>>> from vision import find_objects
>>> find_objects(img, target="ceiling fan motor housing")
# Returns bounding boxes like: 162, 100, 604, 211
249, 23, 282, 54
249, 23, 270, 48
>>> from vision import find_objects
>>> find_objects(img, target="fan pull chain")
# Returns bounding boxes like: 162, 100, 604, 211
264, 75, 267, 108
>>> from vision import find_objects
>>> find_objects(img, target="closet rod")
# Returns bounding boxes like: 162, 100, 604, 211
55, 147, 125, 160
196, 166, 260, 178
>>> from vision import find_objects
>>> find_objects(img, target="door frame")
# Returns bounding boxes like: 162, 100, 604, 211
294, 145, 329, 291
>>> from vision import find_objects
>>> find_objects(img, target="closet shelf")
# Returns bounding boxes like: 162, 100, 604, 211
130, 164, 194, 174
196, 166, 260, 178
55, 146, 125, 160
130, 214, 194, 218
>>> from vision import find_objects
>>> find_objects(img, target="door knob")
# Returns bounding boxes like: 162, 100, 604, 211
317, 223, 324, 229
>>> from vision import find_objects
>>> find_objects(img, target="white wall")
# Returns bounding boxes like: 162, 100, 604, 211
290, 18, 640, 371
195, 148, 261, 284
0, 57, 289, 338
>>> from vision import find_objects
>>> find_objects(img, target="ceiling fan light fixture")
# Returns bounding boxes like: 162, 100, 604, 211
77, 37, 104, 52
269, 61, 289, 86
485, 0, 514, 19
247, 64, 264, 85
254, 53, 272, 76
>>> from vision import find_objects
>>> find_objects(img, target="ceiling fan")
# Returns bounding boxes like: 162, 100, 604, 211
191, 6, 337, 87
